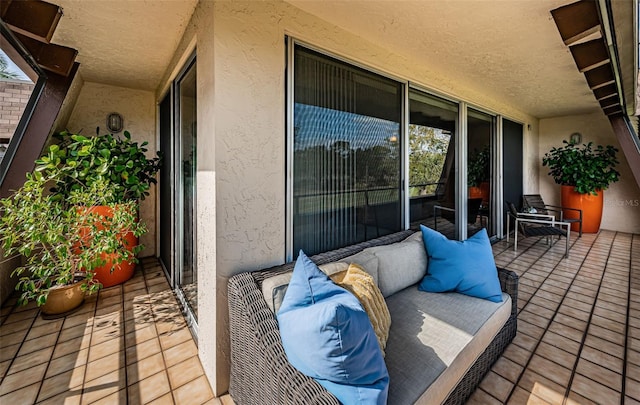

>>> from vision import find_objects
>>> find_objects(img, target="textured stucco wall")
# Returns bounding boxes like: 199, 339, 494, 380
66, 82, 157, 257
539, 113, 640, 234
160, 0, 543, 396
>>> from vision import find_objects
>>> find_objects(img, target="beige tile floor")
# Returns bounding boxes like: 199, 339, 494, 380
2, 230, 639, 404
469, 229, 640, 405
0, 257, 231, 405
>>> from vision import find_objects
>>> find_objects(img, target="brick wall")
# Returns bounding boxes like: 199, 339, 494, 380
0, 79, 35, 142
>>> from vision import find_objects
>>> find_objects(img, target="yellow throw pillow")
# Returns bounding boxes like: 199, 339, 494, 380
330, 263, 391, 355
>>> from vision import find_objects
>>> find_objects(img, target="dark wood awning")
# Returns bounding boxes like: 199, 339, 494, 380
551, 0, 623, 117
1, 0, 77, 77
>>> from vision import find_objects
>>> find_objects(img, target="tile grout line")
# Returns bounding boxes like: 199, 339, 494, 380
143, 261, 176, 404
32, 307, 66, 403
500, 232, 599, 404
78, 287, 102, 404
0, 304, 39, 389
622, 233, 637, 403
561, 231, 618, 404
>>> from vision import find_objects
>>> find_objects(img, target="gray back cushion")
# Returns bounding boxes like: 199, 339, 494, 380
368, 232, 427, 297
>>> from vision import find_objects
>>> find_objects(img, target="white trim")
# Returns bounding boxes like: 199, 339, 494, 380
457, 102, 468, 241
285, 36, 295, 262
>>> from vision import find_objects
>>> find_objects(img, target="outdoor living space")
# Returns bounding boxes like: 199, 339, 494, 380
0, 230, 638, 404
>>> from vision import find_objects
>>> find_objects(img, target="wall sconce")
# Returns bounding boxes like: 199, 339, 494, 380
569, 132, 582, 145
106, 112, 124, 133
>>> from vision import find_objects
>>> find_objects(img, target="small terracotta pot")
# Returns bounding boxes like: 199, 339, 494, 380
42, 281, 85, 315
561, 185, 603, 233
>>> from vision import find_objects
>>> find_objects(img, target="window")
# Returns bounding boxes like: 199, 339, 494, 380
0, 23, 44, 188
408, 90, 458, 237
291, 45, 403, 256
288, 41, 510, 254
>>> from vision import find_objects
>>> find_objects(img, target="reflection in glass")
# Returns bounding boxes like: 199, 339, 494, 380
409, 90, 458, 239
0, 48, 35, 165
467, 108, 494, 237
178, 61, 197, 319
293, 46, 402, 256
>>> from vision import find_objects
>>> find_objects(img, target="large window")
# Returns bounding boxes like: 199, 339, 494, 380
288, 41, 514, 255
291, 45, 403, 256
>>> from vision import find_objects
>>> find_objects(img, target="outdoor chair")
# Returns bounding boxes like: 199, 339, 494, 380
433, 198, 483, 231
506, 201, 571, 258
523, 194, 583, 237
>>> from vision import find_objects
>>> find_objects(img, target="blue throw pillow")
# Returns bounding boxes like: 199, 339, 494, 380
277, 251, 389, 404
419, 225, 503, 303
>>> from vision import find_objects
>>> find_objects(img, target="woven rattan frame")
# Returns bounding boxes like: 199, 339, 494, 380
228, 230, 518, 404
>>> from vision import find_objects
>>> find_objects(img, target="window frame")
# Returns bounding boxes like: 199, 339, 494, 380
0, 21, 47, 189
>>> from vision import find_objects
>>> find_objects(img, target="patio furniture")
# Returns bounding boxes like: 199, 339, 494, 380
506, 201, 572, 258
227, 230, 518, 405
523, 194, 583, 236
433, 197, 484, 231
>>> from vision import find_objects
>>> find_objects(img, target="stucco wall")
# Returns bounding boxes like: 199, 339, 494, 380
159, 0, 544, 396
66, 82, 157, 257
539, 113, 640, 234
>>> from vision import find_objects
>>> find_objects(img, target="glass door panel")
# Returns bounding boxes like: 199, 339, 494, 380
408, 90, 458, 239
467, 108, 495, 237
177, 60, 197, 319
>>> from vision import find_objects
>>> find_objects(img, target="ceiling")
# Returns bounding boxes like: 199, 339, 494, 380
43, 0, 635, 119
287, 0, 635, 119
50, 0, 198, 91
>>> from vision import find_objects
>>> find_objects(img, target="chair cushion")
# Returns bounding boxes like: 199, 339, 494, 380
277, 251, 389, 404
330, 263, 391, 354
419, 225, 502, 302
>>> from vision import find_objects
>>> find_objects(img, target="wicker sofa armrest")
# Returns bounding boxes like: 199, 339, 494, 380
497, 267, 518, 317
228, 271, 340, 405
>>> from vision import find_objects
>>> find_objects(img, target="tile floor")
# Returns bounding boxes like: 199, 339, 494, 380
469, 230, 640, 404
1, 230, 639, 404
0, 257, 231, 405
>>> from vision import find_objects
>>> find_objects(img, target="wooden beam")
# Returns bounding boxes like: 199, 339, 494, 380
602, 104, 622, 115
593, 83, 618, 100
569, 38, 609, 72
1, 0, 62, 44
599, 97, 619, 109
550, 0, 601, 46
0, 62, 79, 198
584, 64, 614, 89
609, 115, 640, 190
13, 32, 77, 77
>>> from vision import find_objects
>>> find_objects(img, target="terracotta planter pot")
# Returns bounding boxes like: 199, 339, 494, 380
79, 205, 138, 288
42, 281, 85, 315
561, 185, 603, 233
469, 186, 483, 199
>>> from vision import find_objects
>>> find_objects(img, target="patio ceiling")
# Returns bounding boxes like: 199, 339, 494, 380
287, 0, 632, 119
49, 0, 198, 92
26, 0, 635, 119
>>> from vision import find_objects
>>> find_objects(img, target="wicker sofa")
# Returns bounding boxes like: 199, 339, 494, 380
228, 230, 518, 404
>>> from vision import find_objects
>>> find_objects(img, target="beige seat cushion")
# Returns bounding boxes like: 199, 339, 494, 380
384, 287, 512, 404
330, 263, 391, 354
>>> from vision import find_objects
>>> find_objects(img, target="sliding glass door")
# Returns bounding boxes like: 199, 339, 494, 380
467, 108, 495, 237
158, 53, 198, 326
408, 89, 458, 239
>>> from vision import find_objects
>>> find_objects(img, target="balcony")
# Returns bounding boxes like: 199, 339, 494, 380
0, 230, 637, 404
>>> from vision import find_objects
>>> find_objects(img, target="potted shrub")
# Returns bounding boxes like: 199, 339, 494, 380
35, 130, 161, 287
542, 140, 620, 233
468, 146, 490, 203
0, 172, 145, 315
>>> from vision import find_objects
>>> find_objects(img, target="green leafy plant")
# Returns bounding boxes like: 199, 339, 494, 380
542, 141, 620, 195
0, 173, 146, 306
36, 130, 161, 202
467, 146, 490, 187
